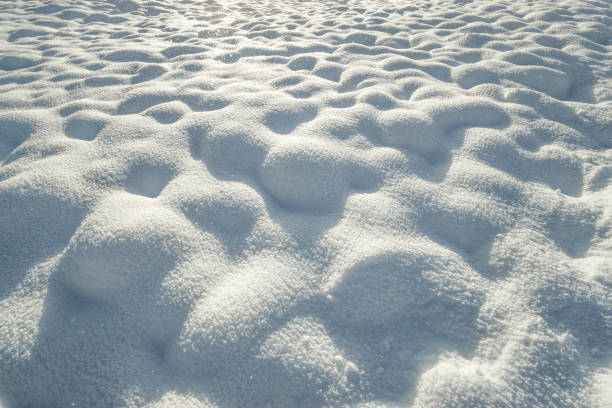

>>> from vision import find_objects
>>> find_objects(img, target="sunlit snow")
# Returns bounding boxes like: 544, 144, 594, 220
0, 0, 610, 407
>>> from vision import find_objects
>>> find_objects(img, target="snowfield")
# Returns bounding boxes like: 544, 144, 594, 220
0, 0, 611, 407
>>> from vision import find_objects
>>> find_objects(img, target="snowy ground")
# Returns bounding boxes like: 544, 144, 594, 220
0, 0, 611, 407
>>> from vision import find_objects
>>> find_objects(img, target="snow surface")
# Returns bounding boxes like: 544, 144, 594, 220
0, 0, 611, 407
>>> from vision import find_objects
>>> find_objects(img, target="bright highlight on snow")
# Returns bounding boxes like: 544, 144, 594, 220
0, 0, 610, 407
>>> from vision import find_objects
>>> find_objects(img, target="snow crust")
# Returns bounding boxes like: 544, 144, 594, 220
0, 0, 611, 407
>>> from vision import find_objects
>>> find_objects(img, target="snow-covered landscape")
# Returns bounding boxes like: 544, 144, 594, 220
0, 0, 610, 406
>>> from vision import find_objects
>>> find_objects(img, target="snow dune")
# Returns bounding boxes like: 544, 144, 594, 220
0, 0, 611, 407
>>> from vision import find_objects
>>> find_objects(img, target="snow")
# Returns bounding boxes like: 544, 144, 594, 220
0, 0, 610, 407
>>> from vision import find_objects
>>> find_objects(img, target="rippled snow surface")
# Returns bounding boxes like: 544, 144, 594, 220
1, 1, 611, 407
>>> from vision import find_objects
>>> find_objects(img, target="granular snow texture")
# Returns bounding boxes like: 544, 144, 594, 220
0, 0, 611, 407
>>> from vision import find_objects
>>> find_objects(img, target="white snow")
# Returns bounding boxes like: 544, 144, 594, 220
0, 0, 611, 407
